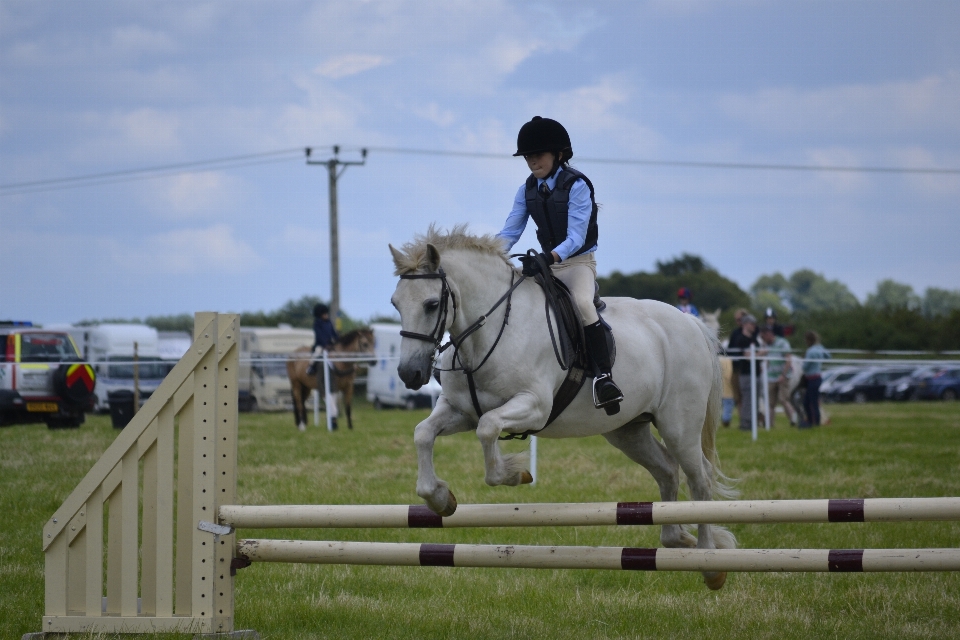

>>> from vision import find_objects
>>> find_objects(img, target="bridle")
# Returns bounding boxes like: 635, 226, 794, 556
398, 267, 457, 349
398, 265, 526, 420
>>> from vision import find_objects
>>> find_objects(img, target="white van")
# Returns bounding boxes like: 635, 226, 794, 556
367, 323, 442, 409
239, 326, 314, 411
157, 331, 192, 377
72, 324, 165, 412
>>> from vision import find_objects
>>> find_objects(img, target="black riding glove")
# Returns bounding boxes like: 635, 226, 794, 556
520, 252, 555, 277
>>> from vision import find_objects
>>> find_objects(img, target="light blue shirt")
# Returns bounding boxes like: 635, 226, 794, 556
496, 168, 597, 262
802, 343, 831, 375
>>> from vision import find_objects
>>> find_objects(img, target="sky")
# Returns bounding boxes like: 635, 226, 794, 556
2, 0, 959, 326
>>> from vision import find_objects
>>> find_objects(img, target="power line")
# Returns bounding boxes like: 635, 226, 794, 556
0, 148, 304, 196
354, 145, 960, 175
3, 144, 958, 197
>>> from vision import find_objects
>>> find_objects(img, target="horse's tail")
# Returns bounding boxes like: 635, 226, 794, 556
695, 318, 739, 501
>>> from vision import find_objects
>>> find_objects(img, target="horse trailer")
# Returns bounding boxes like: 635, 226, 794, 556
238, 326, 314, 412
367, 323, 441, 409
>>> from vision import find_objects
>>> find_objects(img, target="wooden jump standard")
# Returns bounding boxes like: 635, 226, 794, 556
33, 313, 960, 639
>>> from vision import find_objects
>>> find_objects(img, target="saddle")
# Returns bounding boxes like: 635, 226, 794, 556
501, 252, 615, 438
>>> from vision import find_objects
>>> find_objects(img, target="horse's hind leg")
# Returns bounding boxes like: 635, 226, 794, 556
291, 383, 306, 431
603, 419, 697, 549
657, 415, 736, 590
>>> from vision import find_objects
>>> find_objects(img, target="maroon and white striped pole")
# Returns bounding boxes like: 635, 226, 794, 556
235, 540, 960, 573
220, 498, 960, 530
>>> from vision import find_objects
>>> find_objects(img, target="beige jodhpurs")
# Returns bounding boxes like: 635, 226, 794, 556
550, 252, 599, 325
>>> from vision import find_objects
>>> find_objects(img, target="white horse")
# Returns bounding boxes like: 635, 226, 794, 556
389, 226, 737, 590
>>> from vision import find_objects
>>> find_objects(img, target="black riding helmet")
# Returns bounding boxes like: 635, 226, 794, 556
514, 116, 573, 159
314, 303, 330, 318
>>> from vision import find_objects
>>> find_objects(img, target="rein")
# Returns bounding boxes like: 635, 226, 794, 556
398, 256, 577, 439
399, 266, 526, 419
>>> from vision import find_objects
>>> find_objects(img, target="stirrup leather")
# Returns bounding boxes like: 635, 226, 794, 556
592, 373, 624, 408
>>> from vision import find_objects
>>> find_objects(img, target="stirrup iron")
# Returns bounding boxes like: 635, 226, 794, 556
592, 373, 623, 415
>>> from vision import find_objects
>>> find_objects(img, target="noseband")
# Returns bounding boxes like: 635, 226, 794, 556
398, 267, 457, 349
398, 265, 526, 423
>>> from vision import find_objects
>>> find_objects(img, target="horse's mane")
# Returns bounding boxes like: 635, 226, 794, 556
392, 223, 512, 275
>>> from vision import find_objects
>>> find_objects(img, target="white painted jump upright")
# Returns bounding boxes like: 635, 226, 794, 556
38, 313, 241, 637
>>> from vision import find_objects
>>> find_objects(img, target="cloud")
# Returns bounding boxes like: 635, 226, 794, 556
413, 103, 456, 128
315, 54, 389, 79
269, 225, 327, 257
114, 224, 263, 274
718, 72, 960, 137
110, 25, 176, 54
151, 171, 240, 218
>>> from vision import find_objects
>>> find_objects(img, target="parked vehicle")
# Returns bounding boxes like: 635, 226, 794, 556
885, 365, 944, 401
238, 326, 313, 411
828, 367, 916, 403
0, 322, 96, 428
71, 324, 166, 412
915, 367, 960, 401
157, 331, 192, 376
818, 366, 863, 399
367, 323, 441, 409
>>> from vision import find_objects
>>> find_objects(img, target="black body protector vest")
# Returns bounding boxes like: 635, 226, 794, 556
524, 166, 599, 259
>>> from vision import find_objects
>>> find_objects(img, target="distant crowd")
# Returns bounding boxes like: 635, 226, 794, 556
674, 287, 830, 431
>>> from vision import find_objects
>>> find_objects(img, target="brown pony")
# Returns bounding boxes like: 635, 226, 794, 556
286, 328, 375, 431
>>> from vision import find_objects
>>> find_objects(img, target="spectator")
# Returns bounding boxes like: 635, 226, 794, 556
719, 356, 735, 427
759, 325, 795, 426
726, 308, 750, 409
676, 287, 700, 317
800, 330, 831, 427
763, 307, 785, 337
728, 313, 760, 431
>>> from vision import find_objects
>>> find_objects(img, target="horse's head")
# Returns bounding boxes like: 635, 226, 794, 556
702, 308, 722, 337
390, 242, 451, 390
352, 328, 377, 366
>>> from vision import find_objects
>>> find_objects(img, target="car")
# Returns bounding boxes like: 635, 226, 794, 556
915, 367, 960, 401
0, 322, 97, 428
885, 365, 944, 401
818, 366, 864, 400
828, 366, 916, 403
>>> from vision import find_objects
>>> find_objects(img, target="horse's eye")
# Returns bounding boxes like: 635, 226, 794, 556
423, 299, 440, 313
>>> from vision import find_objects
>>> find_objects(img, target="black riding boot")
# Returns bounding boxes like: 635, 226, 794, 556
584, 320, 623, 415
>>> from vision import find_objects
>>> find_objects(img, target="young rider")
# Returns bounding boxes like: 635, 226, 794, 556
676, 287, 700, 317
496, 116, 623, 412
307, 303, 338, 376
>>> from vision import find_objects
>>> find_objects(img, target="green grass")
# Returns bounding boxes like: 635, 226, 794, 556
2, 400, 959, 639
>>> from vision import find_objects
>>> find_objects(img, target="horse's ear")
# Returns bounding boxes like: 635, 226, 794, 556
389, 244, 406, 270
424, 243, 441, 272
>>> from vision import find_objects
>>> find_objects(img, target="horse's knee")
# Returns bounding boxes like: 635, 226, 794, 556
413, 422, 438, 449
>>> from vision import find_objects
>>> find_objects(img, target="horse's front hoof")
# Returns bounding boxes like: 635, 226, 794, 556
704, 571, 727, 591
437, 491, 458, 517
520, 471, 534, 484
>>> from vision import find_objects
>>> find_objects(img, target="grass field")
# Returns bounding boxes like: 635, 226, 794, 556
3, 400, 959, 639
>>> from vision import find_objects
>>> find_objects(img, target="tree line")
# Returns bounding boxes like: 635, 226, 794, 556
78, 295, 363, 334
597, 254, 960, 351
78, 256, 959, 351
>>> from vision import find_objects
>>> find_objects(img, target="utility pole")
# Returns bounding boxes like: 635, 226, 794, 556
306, 145, 366, 325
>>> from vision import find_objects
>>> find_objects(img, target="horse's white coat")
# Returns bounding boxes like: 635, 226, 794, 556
390, 231, 737, 588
